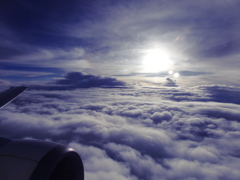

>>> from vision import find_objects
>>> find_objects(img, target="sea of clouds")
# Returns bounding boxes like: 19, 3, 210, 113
0, 85, 240, 180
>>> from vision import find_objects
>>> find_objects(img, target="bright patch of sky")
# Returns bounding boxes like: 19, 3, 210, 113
0, 0, 240, 86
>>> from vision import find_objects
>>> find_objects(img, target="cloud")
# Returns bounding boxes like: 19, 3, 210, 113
150, 111, 172, 124
0, 69, 55, 77
197, 85, 240, 104
179, 71, 212, 77
0, 79, 11, 89
0, 45, 24, 60
163, 77, 178, 87
69, 143, 137, 180
30, 72, 127, 90
0, 0, 240, 86
1, 86, 240, 179
56, 72, 126, 87
1, 1, 240, 177
191, 106, 240, 121
104, 143, 165, 180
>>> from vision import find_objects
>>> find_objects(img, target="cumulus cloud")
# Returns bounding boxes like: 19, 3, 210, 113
69, 143, 137, 180
150, 111, 172, 124
1, 86, 240, 179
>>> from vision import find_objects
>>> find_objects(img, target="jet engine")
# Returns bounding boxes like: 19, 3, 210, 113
0, 137, 84, 180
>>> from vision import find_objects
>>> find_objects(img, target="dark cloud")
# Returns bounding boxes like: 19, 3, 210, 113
198, 85, 240, 105
191, 106, 240, 121
56, 72, 127, 88
30, 72, 127, 90
163, 77, 178, 87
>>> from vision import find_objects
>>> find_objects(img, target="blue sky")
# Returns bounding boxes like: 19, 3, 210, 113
1, 0, 240, 87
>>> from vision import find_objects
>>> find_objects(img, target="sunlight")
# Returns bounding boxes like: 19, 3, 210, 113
168, 70, 174, 75
173, 72, 179, 78
142, 48, 173, 73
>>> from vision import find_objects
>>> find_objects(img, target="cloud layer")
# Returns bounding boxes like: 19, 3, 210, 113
1, 86, 240, 179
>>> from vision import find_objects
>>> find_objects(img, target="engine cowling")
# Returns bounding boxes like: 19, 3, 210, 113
0, 137, 84, 180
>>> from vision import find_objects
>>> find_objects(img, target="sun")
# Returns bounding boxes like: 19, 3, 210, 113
142, 48, 173, 73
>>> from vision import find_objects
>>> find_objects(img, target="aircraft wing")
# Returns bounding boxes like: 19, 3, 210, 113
0, 86, 28, 109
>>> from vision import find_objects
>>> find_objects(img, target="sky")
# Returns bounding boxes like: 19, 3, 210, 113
1, 0, 240, 180
0, 0, 240, 87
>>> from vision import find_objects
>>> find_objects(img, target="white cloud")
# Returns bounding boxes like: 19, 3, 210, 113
69, 143, 137, 180
1, 86, 240, 179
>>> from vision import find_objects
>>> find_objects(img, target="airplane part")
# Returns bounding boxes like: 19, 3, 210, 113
0, 86, 28, 109
0, 137, 84, 180
0, 87, 84, 180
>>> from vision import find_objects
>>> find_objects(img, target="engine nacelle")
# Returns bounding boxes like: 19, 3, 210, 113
0, 137, 84, 180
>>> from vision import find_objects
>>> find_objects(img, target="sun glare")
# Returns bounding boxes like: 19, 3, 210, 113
173, 72, 179, 78
142, 48, 173, 73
